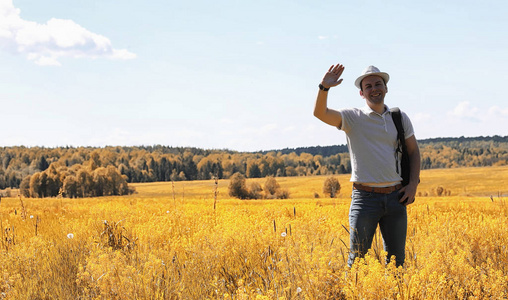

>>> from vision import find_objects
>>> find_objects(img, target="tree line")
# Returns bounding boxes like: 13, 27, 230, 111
0, 146, 352, 192
0, 135, 506, 197
17, 152, 134, 198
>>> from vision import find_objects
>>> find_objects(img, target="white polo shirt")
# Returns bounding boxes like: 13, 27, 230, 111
338, 105, 414, 185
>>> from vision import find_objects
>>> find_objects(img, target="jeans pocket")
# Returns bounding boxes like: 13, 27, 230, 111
352, 189, 374, 200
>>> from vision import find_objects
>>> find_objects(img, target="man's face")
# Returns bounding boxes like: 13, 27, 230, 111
360, 75, 388, 105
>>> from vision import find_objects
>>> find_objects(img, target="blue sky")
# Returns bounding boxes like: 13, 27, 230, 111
0, 0, 506, 151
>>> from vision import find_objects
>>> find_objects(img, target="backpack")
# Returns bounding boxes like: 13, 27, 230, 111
390, 107, 410, 186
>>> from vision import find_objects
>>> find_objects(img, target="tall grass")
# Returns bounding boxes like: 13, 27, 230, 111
0, 166, 506, 299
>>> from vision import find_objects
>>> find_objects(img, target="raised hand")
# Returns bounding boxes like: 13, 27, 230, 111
321, 64, 345, 89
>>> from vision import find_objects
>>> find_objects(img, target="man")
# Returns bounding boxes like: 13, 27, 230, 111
313, 63, 420, 267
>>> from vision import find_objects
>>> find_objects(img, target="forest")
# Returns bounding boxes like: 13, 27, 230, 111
0, 135, 506, 197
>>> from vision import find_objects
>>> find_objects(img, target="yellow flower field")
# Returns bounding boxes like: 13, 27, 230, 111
0, 166, 507, 299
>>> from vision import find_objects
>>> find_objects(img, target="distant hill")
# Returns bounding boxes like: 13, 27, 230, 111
262, 144, 349, 156
264, 135, 508, 157
418, 135, 508, 144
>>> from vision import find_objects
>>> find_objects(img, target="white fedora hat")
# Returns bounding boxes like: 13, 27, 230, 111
354, 65, 390, 89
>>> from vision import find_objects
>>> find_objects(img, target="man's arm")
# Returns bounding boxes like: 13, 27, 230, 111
313, 64, 345, 128
400, 135, 420, 205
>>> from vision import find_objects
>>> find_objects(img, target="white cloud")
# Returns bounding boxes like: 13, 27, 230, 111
29, 54, 61, 66
318, 35, 339, 40
0, 0, 136, 66
237, 123, 278, 136
175, 129, 205, 139
448, 101, 508, 122
431, 102, 508, 139
219, 118, 234, 125
413, 112, 431, 122
282, 126, 295, 133
488, 105, 508, 118
448, 101, 480, 121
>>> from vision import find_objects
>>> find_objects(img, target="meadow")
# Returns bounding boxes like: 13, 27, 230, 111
0, 166, 507, 299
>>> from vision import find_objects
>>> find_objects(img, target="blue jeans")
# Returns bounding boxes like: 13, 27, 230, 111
347, 188, 407, 267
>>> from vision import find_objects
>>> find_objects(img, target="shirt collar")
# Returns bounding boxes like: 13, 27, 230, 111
361, 104, 391, 116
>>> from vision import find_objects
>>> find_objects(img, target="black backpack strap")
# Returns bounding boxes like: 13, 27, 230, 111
390, 107, 405, 142
390, 107, 410, 186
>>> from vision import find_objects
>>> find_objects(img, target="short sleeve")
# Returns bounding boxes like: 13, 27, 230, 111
401, 111, 415, 139
338, 108, 360, 133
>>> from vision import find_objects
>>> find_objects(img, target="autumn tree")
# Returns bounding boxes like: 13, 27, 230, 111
247, 162, 261, 178
264, 176, 280, 196
228, 172, 251, 199
323, 176, 341, 198
263, 176, 289, 199
249, 182, 263, 199
63, 176, 79, 198
20, 175, 31, 197
20, 162, 134, 198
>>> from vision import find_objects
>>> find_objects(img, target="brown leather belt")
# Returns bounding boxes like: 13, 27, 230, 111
353, 183, 402, 194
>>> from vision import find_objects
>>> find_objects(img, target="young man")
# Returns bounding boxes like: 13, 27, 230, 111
313, 63, 420, 267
